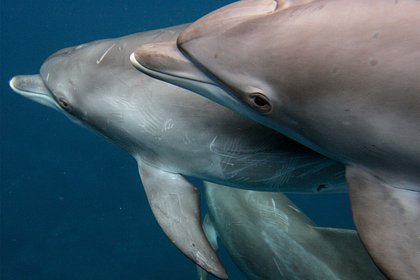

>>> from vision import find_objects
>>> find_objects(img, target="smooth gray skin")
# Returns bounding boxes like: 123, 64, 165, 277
9, 25, 348, 279
198, 182, 386, 280
130, 1, 420, 279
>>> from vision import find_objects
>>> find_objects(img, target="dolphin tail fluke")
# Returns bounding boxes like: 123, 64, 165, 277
138, 162, 228, 279
346, 167, 420, 280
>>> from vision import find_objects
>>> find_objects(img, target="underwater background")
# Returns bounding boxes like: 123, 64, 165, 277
1, 1, 355, 279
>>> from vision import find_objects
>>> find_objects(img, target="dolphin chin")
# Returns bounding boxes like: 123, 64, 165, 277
10, 75, 60, 111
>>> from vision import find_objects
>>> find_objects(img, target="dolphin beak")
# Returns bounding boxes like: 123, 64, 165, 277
9, 75, 59, 111
130, 41, 215, 86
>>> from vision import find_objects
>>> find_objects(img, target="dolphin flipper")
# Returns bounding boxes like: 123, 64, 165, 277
197, 214, 220, 280
138, 162, 227, 279
346, 167, 420, 280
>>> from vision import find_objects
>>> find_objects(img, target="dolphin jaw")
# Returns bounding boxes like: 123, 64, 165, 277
9, 75, 61, 111
130, 44, 216, 87
130, 50, 227, 102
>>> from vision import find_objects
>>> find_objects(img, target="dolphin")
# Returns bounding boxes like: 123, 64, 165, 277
9, 24, 348, 279
198, 182, 386, 280
129, 1, 420, 279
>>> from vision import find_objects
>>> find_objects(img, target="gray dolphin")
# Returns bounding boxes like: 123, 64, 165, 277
9, 24, 348, 278
130, 1, 420, 279
199, 182, 386, 280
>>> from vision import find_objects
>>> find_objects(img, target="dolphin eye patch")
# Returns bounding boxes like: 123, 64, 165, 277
248, 93, 272, 113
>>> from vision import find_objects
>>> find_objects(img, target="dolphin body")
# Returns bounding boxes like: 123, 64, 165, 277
9, 25, 349, 278
199, 182, 386, 280
130, 1, 420, 279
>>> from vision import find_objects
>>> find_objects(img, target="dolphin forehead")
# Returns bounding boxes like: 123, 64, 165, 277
40, 41, 104, 88
178, 0, 278, 45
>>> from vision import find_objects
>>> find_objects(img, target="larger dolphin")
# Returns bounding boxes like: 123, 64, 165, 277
9, 25, 347, 278
199, 182, 386, 280
130, 1, 420, 279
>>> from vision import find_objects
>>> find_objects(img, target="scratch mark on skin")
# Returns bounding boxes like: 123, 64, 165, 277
97, 43, 115, 64
288, 204, 301, 213
183, 133, 192, 145
273, 257, 283, 276
209, 136, 218, 153
162, 119, 174, 131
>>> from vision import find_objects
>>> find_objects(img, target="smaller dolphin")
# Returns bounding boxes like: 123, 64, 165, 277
10, 24, 347, 278
130, 1, 420, 279
199, 182, 386, 280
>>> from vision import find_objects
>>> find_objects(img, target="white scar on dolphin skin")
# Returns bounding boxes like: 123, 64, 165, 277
96, 43, 115, 64
9, 24, 348, 279
130, 1, 420, 279
198, 182, 386, 280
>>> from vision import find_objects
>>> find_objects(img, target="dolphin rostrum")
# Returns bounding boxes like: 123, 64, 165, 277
9, 24, 348, 278
130, 1, 420, 279
199, 182, 386, 280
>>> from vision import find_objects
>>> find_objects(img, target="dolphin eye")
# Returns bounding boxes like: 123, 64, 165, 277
58, 97, 72, 111
248, 93, 271, 113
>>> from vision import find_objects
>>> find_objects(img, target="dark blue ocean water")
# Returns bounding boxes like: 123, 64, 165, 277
1, 1, 355, 279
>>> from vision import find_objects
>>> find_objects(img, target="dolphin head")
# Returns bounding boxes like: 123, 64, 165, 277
10, 41, 148, 153
10, 44, 103, 130
176, 0, 315, 131
131, 0, 310, 138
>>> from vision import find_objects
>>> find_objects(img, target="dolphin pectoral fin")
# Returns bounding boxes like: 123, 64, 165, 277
313, 227, 386, 279
197, 214, 219, 280
202, 214, 219, 251
138, 162, 228, 279
346, 167, 420, 280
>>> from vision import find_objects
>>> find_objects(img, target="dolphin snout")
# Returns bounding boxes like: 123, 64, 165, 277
130, 42, 214, 85
10, 75, 49, 96
132, 42, 185, 74
9, 75, 59, 111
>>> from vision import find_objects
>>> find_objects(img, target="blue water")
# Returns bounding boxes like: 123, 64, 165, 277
1, 1, 354, 279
